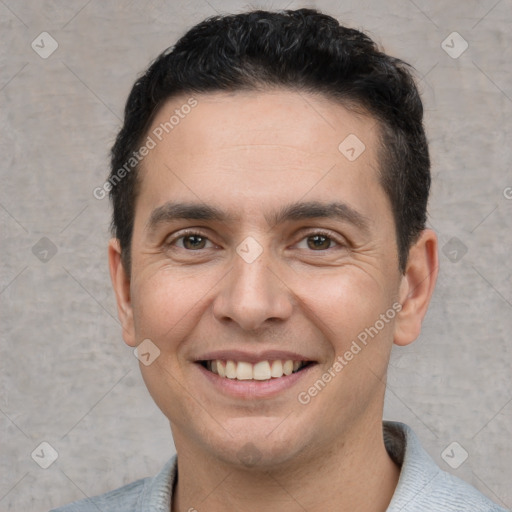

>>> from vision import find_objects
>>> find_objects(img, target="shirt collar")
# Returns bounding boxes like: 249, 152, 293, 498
383, 420, 441, 511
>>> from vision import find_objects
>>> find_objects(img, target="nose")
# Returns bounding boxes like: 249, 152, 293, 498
212, 247, 293, 331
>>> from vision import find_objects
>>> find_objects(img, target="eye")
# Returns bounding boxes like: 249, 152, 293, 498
171, 232, 214, 250
296, 232, 340, 251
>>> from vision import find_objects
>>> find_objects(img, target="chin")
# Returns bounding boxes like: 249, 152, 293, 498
200, 415, 314, 470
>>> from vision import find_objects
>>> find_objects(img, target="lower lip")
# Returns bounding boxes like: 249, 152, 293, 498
195, 363, 317, 399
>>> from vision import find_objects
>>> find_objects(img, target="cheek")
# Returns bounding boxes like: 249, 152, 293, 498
131, 267, 208, 342
130, 269, 207, 421
299, 269, 397, 407
299, 268, 393, 346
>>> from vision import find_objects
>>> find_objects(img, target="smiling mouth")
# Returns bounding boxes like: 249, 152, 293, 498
198, 359, 315, 381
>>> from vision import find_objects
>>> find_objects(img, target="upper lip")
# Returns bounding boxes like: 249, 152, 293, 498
194, 350, 316, 364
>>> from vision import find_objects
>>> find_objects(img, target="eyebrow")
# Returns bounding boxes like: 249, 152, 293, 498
146, 202, 233, 233
265, 201, 370, 232
146, 200, 371, 234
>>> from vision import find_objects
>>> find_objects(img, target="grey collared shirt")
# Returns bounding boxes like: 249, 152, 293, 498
50, 421, 509, 512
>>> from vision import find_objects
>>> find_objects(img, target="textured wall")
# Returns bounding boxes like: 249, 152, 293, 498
0, 1, 510, 510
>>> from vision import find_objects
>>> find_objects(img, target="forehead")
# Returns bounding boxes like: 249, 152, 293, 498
136, 89, 387, 222
146, 89, 378, 160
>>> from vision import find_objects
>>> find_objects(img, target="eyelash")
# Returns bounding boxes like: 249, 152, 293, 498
166, 229, 344, 251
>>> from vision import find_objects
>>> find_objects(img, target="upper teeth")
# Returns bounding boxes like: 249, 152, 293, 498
206, 360, 306, 380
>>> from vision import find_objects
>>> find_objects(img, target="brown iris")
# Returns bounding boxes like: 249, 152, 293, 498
182, 235, 207, 250
307, 234, 332, 250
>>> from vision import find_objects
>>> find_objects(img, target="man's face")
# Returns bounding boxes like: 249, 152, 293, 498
117, 90, 406, 467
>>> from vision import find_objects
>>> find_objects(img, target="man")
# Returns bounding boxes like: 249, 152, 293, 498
53, 8, 507, 512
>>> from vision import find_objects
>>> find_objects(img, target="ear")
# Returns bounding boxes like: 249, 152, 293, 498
394, 229, 438, 346
108, 238, 136, 347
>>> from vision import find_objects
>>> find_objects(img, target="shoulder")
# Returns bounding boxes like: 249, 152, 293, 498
49, 477, 149, 512
430, 469, 507, 512
49, 455, 177, 512
431, 469, 509, 512
384, 421, 508, 512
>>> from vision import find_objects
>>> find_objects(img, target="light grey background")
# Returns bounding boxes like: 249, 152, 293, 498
0, 1, 511, 510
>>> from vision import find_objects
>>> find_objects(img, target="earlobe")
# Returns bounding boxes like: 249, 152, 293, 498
394, 229, 439, 347
108, 239, 137, 347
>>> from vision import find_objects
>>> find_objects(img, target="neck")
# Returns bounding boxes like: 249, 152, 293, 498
171, 418, 400, 512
